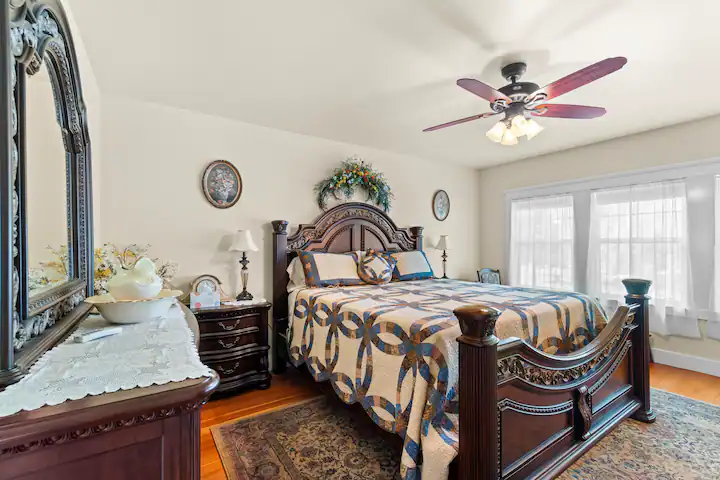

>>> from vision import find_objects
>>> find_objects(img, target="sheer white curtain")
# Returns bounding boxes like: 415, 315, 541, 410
710, 176, 720, 340
509, 195, 574, 290
587, 180, 697, 337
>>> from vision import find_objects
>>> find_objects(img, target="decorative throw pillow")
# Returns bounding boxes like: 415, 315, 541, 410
390, 251, 434, 281
297, 251, 363, 288
357, 249, 396, 285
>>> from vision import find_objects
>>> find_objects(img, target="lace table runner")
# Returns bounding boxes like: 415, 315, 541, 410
0, 302, 213, 417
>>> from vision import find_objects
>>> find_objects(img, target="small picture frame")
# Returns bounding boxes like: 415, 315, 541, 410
202, 160, 242, 209
191, 291, 221, 309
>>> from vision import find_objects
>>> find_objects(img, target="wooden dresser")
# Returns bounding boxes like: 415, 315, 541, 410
0, 305, 219, 480
191, 302, 272, 393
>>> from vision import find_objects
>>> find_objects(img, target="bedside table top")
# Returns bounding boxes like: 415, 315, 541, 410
187, 301, 272, 315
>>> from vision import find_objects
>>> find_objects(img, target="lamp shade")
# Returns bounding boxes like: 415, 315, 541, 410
524, 119, 544, 140
510, 115, 529, 137
486, 122, 506, 143
436, 235, 449, 250
229, 230, 259, 252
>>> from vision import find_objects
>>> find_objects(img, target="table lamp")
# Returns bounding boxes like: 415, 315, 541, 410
436, 235, 449, 279
229, 229, 259, 300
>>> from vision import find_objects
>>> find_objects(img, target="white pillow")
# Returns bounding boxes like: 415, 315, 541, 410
286, 251, 365, 292
297, 251, 363, 287
286, 257, 307, 292
391, 251, 435, 281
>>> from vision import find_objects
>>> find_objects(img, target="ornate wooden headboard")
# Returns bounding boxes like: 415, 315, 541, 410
270, 202, 423, 372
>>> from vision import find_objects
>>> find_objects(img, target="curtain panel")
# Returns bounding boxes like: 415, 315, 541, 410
587, 180, 698, 338
509, 194, 574, 290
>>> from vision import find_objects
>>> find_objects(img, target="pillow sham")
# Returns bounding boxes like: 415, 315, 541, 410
297, 251, 363, 287
357, 249, 397, 285
390, 250, 434, 281
286, 257, 307, 292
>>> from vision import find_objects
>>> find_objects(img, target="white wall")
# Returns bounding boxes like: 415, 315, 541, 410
477, 115, 720, 363
97, 96, 482, 302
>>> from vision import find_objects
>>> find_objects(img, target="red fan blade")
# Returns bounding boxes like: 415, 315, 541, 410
423, 112, 497, 132
531, 57, 627, 101
531, 104, 607, 119
457, 78, 511, 104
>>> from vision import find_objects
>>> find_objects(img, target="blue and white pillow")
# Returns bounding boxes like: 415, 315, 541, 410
357, 249, 396, 285
297, 251, 363, 288
390, 251, 434, 281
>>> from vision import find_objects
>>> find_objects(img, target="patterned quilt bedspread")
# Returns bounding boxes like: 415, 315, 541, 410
288, 279, 607, 479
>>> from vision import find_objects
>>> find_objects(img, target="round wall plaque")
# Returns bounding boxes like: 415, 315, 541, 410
432, 190, 450, 221
202, 160, 242, 209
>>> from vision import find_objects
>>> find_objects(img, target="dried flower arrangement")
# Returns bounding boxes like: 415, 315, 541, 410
94, 243, 178, 293
314, 155, 393, 212
28, 243, 178, 294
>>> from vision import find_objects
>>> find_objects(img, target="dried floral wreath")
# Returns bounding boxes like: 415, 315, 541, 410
314, 155, 394, 212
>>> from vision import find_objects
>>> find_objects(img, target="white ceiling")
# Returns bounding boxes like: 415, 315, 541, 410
69, 0, 720, 168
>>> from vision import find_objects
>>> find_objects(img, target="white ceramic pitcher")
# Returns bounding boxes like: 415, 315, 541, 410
106, 257, 163, 300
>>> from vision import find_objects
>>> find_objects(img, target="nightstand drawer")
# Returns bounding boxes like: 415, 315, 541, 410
189, 301, 271, 393
199, 328, 262, 354
199, 313, 261, 335
205, 352, 266, 381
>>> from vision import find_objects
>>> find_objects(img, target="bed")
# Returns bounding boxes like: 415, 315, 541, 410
271, 203, 654, 480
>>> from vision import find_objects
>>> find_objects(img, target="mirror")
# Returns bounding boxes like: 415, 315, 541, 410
2, 0, 94, 387
25, 61, 72, 297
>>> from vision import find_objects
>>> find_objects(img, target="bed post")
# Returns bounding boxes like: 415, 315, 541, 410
622, 278, 656, 423
271, 220, 289, 373
410, 226, 423, 250
454, 305, 502, 480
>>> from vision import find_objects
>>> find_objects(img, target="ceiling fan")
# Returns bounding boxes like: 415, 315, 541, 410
423, 57, 627, 145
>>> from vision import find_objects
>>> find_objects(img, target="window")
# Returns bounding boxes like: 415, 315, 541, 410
506, 159, 720, 338
587, 181, 688, 308
509, 194, 574, 290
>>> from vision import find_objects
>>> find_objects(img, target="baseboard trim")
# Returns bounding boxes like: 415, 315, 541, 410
652, 348, 720, 378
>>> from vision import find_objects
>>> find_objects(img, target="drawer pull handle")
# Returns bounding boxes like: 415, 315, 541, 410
217, 361, 241, 375
218, 319, 242, 331
218, 337, 241, 349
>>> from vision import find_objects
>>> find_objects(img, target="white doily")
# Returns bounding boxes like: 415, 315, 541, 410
222, 298, 268, 307
0, 302, 213, 417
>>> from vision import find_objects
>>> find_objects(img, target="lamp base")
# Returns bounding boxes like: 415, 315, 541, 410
236, 290, 253, 301
441, 249, 448, 279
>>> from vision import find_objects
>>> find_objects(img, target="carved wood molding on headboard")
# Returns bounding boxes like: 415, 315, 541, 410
284, 202, 423, 252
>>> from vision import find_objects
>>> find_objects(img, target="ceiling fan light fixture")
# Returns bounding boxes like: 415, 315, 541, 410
510, 115, 529, 137
486, 121, 506, 143
423, 57, 627, 144
500, 128, 518, 146
524, 119, 544, 140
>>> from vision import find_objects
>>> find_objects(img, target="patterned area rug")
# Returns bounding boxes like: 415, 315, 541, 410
559, 389, 720, 479
211, 389, 720, 480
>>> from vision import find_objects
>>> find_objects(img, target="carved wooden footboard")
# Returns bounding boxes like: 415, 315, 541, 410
455, 278, 655, 479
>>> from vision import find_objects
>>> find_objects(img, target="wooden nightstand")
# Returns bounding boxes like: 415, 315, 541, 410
190, 302, 272, 393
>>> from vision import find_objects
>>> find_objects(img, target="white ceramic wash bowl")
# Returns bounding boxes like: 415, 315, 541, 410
84, 289, 183, 324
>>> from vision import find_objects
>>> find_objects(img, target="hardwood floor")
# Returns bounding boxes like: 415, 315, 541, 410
200, 364, 720, 479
